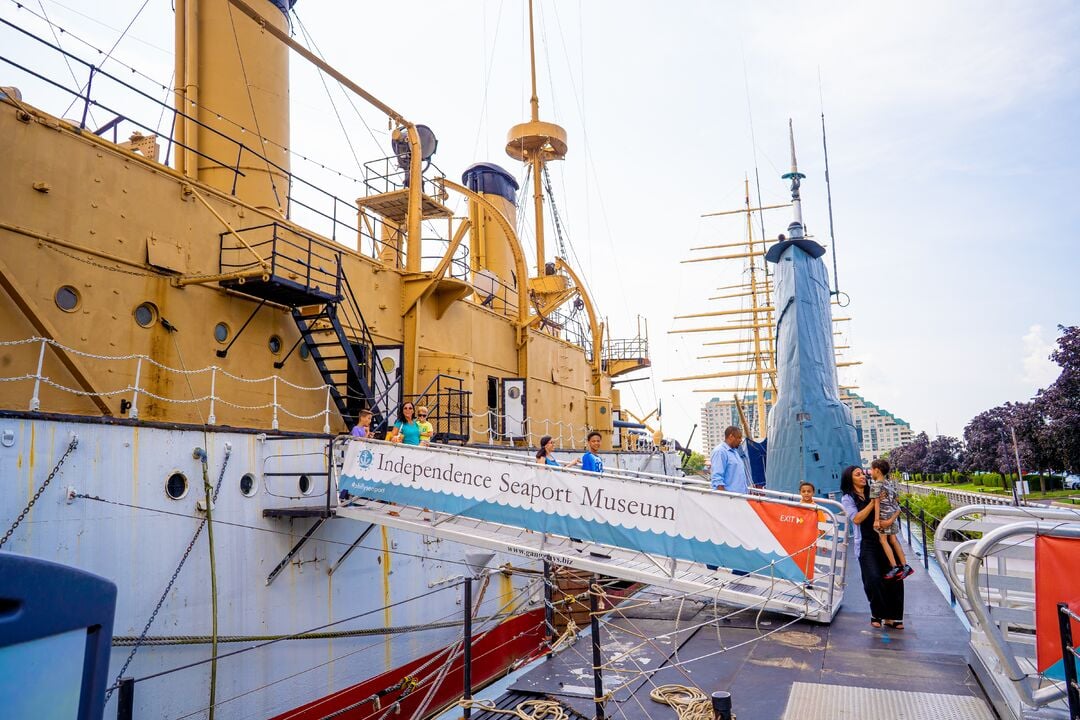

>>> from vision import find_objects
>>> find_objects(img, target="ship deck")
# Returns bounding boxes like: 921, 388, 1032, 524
451, 552, 996, 719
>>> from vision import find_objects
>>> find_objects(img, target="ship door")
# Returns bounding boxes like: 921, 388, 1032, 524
375, 345, 402, 427
502, 378, 526, 439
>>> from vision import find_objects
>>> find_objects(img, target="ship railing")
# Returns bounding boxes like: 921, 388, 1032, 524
0, 17, 406, 258
933, 504, 1080, 715
539, 304, 593, 359
602, 337, 649, 362
464, 411, 674, 460
0, 336, 335, 432
219, 222, 341, 298
361, 154, 446, 201
403, 374, 471, 443
337, 266, 399, 430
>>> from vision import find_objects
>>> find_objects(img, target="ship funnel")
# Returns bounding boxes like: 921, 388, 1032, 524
174, 0, 292, 216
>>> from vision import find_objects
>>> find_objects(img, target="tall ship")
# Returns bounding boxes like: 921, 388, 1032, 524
0, 1, 658, 717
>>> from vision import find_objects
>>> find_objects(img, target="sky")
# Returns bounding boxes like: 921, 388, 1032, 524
3, 0, 1078, 451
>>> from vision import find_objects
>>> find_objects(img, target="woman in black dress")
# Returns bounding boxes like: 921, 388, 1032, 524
840, 465, 905, 629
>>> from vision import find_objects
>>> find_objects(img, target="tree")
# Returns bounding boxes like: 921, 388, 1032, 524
891, 432, 930, 474
683, 451, 707, 475
1039, 325, 1080, 471
924, 435, 964, 474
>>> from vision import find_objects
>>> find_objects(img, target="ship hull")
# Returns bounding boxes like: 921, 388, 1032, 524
0, 414, 544, 719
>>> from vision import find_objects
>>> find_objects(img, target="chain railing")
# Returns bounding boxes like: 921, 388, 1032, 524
1, 337, 334, 432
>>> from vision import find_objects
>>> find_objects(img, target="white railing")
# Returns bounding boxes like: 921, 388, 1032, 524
1, 337, 333, 432
898, 481, 1017, 507
934, 504, 1080, 716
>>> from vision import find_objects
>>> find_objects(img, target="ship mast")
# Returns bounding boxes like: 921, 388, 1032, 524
665, 179, 787, 440
506, 0, 568, 274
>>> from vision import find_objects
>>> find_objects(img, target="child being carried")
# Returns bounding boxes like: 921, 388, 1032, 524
869, 458, 914, 581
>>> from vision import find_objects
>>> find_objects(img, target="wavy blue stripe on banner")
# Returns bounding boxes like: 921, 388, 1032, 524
341, 474, 808, 582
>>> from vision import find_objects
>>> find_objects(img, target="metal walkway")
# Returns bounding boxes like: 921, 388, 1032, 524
335, 439, 849, 622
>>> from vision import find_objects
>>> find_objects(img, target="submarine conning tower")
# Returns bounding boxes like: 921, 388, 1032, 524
763, 121, 860, 496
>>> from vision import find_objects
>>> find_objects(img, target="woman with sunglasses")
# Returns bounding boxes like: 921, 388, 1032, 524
390, 402, 422, 445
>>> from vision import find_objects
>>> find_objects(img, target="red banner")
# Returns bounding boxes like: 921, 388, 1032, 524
749, 501, 820, 580
1035, 535, 1080, 676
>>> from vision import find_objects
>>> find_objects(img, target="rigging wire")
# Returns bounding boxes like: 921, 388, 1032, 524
290, 9, 386, 157
59, 0, 150, 117
471, 0, 506, 161
224, 1, 283, 210
34, 0, 97, 126
291, 11, 363, 172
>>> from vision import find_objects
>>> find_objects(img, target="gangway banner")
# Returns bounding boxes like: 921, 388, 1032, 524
1035, 534, 1080, 680
339, 442, 819, 582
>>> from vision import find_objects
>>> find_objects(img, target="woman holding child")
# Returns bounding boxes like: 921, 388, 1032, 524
840, 464, 905, 629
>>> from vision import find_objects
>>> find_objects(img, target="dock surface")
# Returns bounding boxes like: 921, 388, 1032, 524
465, 550, 995, 719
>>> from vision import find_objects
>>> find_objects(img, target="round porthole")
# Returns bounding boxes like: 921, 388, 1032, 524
55, 286, 80, 312
508, 387, 521, 400
380, 356, 397, 373
298, 342, 310, 360
135, 302, 158, 328
240, 472, 257, 497
166, 472, 188, 500
214, 322, 230, 343
298, 474, 312, 495
269, 335, 282, 354
599, 406, 607, 415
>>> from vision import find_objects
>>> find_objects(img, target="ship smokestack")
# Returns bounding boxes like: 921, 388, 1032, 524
174, 0, 292, 216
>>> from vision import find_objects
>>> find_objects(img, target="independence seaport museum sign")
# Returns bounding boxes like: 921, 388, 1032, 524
339, 442, 819, 582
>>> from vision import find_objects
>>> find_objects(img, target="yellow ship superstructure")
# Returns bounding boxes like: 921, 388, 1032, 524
0, 0, 649, 449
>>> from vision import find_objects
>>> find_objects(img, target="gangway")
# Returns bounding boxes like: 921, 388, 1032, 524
935, 504, 1080, 720
334, 439, 848, 622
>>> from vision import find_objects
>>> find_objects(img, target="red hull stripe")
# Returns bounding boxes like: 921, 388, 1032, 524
271, 609, 546, 720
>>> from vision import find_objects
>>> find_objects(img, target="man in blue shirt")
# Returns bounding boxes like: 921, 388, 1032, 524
710, 426, 749, 493
581, 431, 604, 473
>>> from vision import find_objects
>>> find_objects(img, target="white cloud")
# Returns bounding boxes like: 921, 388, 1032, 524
1021, 325, 1058, 391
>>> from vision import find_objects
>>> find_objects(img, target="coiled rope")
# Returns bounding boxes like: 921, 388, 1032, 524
458, 698, 569, 719
649, 684, 713, 720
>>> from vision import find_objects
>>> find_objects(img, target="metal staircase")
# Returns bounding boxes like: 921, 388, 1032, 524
218, 222, 392, 432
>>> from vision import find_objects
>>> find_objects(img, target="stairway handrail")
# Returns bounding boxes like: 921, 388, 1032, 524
335, 258, 396, 428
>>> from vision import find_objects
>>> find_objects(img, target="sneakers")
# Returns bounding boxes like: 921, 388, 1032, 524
884, 566, 903, 581
901, 564, 915, 579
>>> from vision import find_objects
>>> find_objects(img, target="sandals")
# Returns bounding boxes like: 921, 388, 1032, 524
870, 617, 882, 628
885, 620, 905, 629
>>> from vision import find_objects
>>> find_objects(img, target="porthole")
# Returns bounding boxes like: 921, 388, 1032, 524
166, 472, 188, 500
298, 474, 312, 495
214, 322, 230, 343
298, 342, 310, 360
599, 406, 608, 415
268, 335, 282, 354
135, 302, 158, 328
55, 286, 80, 312
380, 356, 396, 373
239, 472, 257, 497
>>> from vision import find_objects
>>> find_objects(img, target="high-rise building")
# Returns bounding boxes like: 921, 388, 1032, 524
699, 394, 773, 453
701, 391, 912, 465
840, 390, 914, 465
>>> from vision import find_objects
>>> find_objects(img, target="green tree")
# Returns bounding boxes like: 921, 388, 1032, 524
683, 451, 707, 475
